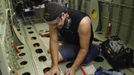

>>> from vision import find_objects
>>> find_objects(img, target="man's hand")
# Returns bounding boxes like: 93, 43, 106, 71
44, 66, 60, 75
65, 67, 76, 75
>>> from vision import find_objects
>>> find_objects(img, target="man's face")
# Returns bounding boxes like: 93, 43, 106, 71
47, 12, 66, 29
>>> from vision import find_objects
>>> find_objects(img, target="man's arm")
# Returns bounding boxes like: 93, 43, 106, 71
44, 24, 60, 75
49, 24, 59, 67
72, 16, 92, 70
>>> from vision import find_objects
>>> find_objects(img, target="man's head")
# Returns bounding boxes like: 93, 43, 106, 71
44, 2, 68, 28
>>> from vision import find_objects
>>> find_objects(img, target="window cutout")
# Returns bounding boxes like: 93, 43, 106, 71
17, 29, 20, 31
20, 61, 27, 65
18, 47, 24, 49
11, 70, 15, 73
38, 56, 47, 62
93, 38, 100, 42
36, 48, 43, 54
28, 31, 34, 34
33, 43, 40, 47
19, 53, 26, 56
22, 72, 31, 75
98, 32, 102, 34
27, 27, 32, 29
66, 62, 73, 68
31, 37, 37, 40
43, 67, 51, 73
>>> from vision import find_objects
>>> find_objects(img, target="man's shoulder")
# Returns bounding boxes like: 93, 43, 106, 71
68, 9, 87, 15
69, 10, 89, 21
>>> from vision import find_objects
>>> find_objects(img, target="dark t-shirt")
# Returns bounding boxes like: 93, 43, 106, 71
58, 10, 94, 46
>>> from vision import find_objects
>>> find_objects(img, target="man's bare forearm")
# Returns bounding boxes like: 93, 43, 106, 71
50, 38, 59, 66
72, 48, 89, 70
49, 25, 59, 67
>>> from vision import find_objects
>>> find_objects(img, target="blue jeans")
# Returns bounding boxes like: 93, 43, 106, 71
59, 43, 100, 64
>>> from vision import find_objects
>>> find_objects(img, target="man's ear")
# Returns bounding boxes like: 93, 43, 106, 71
61, 12, 65, 16
60, 12, 66, 20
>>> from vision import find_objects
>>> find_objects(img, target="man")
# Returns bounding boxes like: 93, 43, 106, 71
41, 2, 100, 75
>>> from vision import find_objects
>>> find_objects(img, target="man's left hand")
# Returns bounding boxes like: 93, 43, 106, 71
65, 67, 76, 75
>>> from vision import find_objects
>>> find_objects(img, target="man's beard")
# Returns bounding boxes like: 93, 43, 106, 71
57, 18, 68, 29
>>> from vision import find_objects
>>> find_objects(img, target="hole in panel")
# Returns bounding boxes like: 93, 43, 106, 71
28, 31, 34, 34
93, 38, 100, 42
38, 56, 47, 62
31, 37, 37, 40
33, 43, 40, 47
27, 27, 32, 29
17, 29, 20, 31
20, 61, 27, 65
66, 62, 73, 68
18, 47, 24, 49
19, 53, 26, 56
36, 48, 43, 54
98, 32, 102, 34
22, 72, 31, 75
43, 67, 51, 73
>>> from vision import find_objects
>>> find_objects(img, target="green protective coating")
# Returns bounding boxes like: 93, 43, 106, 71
0, 0, 134, 75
